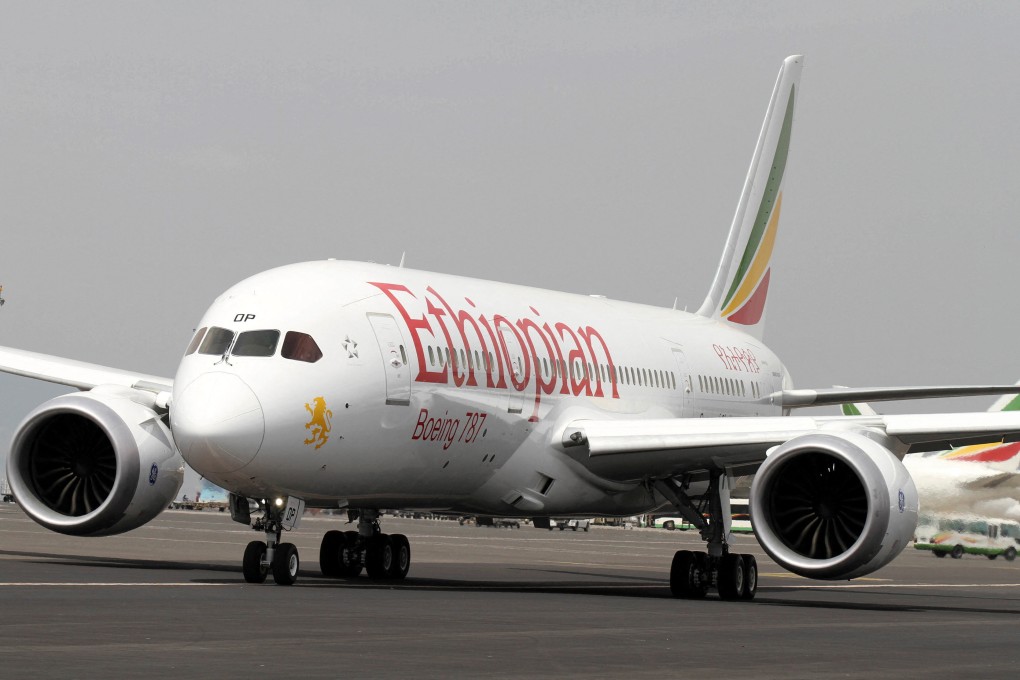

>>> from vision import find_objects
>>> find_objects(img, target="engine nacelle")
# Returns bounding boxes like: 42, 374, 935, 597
6, 387, 184, 537
749, 430, 917, 580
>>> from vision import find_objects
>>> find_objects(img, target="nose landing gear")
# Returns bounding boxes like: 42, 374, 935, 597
233, 494, 303, 585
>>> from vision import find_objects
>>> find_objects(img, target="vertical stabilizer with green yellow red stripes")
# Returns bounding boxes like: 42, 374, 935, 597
697, 55, 802, 341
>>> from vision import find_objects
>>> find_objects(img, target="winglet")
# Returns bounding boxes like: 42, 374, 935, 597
696, 55, 802, 340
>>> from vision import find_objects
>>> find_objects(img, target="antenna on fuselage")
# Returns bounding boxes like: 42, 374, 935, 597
398, 252, 406, 268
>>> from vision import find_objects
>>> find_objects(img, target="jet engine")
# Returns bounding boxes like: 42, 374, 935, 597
6, 387, 184, 537
749, 430, 917, 580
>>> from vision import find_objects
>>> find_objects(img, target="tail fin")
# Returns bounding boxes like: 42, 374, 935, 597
697, 55, 802, 340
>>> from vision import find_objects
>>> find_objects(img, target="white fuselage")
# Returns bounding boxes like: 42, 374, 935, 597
170, 260, 786, 517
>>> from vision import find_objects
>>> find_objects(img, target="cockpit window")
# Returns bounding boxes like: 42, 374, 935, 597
281, 331, 322, 363
233, 330, 281, 357
198, 327, 235, 355
185, 327, 207, 355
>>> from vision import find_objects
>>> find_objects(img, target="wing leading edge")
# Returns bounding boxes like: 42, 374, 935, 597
561, 411, 1020, 483
0, 345, 172, 394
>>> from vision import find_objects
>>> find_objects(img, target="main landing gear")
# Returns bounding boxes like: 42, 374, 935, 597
655, 470, 758, 601
318, 509, 411, 581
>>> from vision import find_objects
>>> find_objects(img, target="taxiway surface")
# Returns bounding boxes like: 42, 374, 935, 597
1, 504, 1018, 679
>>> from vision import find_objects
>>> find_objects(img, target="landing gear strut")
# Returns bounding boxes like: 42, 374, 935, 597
319, 509, 411, 581
656, 470, 758, 601
237, 496, 301, 585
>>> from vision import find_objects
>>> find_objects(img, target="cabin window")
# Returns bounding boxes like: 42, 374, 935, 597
198, 327, 235, 356
185, 327, 207, 355
428, 346, 436, 366
233, 330, 280, 357
400, 345, 408, 365
281, 331, 323, 363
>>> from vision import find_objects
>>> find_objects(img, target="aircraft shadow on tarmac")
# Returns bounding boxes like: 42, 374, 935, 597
4, 548, 1020, 616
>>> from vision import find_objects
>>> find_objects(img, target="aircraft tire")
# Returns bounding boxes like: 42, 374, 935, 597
951, 545, 965, 559
388, 534, 411, 579
669, 550, 707, 599
738, 554, 758, 600
339, 531, 365, 577
717, 553, 745, 600
365, 534, 394, 579
243, 540, 269, 583
272, 542, 299, 585
319, 530, 344, 578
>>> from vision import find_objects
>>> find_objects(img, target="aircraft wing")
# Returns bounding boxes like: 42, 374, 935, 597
561, 412, 1020, 483
0, 345, 172, 393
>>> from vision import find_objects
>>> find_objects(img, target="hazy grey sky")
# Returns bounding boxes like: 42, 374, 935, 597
3, 2, 1020, 469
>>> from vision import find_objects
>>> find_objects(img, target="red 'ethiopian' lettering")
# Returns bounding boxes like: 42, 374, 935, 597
368, 282, 620, 420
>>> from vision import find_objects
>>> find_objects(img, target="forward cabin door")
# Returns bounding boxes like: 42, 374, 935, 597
367, 313, 411, 406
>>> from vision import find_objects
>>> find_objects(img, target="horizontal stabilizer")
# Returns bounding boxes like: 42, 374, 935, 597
778, 385, 1020, 408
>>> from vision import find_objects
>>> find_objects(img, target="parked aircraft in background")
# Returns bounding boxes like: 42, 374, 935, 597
5, 55, 1020, 602
844, 391, 1020, 521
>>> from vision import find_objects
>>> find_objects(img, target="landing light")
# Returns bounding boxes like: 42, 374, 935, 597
274, 497, 285, 508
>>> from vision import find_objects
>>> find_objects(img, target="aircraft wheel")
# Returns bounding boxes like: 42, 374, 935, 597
717, 553, 745, 600
669, 550, 707, 599
951, 545, 965, 559
272, 542, 299, 585
339, 531, 365, 577
1006, 547, 1017, 561
365, 534, 394, 579
739, 554, 758, 600
388, 534, 411, 579
243, 540, 268, 583
934, 551, 946, 558
319, 530, 344, 577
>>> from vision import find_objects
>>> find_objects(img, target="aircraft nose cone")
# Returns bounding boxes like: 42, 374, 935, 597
172, 372, 265, 474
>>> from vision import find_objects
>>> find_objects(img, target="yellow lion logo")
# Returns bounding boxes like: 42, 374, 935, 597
303, 396, 333, 450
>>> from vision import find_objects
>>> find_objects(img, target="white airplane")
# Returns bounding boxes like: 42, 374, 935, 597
844, 394, 1020, 520
6, 55, 1020, 602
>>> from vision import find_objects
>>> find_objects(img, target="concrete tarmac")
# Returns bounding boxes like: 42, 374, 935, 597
1, 503, 1019, 679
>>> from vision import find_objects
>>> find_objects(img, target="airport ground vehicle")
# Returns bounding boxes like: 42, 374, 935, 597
549, 519, 591, 532
914, 515, 1020, 560
653, 499, 752, 534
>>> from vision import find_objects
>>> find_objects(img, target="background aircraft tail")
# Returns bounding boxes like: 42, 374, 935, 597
696, 55, 802, 340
